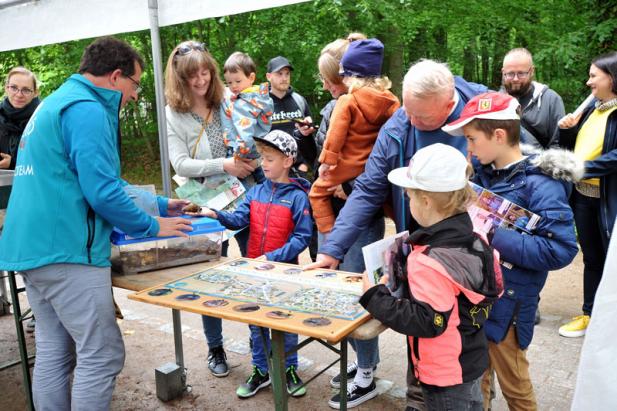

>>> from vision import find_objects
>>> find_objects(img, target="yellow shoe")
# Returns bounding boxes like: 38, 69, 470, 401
558, 315, 590, 338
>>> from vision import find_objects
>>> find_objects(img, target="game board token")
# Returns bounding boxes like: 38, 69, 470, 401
255, 263, 275, 271
148, 288, 172, 296
203, 299, 229, 307
316, 272, 336, 278
266, 310, 293, 319
175, 294, 200, 301
283, 268, 302, 275
344, 275, 363, 283
229, 260, 248, 266
303, 317, 331, 327
170, 281, 188, 287
233, 303, 261, 312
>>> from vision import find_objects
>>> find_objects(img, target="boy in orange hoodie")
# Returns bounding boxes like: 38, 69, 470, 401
309, 38, 400, 233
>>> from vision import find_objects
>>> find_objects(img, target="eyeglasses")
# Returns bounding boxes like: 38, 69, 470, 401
6, 84, 34, 96
123, 75, 142, 94
175, 42, 207, 57
503, 69, 532, 80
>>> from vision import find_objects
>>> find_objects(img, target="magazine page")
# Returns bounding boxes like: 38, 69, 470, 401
362, 231, 409, 286
468, 182, 541, 268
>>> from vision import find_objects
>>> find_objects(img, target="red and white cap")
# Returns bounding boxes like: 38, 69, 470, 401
442, 92, 520, 136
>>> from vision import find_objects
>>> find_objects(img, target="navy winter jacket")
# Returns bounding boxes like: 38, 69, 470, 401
473, 150, 580, 349
320, 77, 488, 260
559, 103, 617, 240
215, 178, 312, 263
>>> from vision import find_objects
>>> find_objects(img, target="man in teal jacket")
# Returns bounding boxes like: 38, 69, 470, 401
0, 37, 192, 411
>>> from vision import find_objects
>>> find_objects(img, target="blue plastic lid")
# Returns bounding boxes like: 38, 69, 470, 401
110, 215, 225, 246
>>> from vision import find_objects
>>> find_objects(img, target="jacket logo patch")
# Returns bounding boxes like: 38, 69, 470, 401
303, 209, 310, 215
469, 305, 491, 328
478, 99, 492, 111
434, 313, 444, 327
280, 199, 292, 205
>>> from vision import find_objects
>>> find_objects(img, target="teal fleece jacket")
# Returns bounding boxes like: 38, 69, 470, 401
0, 74, 167, 270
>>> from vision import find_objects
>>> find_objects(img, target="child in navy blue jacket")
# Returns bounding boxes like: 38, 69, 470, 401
193, 129, 312, 399
442, 92, 581, 410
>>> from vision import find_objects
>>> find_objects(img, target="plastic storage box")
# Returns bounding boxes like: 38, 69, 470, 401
110, 216, 225, 274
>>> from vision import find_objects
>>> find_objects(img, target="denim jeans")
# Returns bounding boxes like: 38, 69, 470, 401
421, 377, 483, 411
249, 325, 298, 373
319, 216, 385, 369
573, 191, 609, 315
21, 264, 125, 411
202, 227, 251, 349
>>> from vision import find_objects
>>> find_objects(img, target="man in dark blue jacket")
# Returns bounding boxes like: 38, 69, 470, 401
307, 59, 488, 410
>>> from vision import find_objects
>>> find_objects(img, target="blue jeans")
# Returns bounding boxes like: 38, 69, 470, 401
21, 264, 125, 411
249, 325, 298, 373
421, 377, 483, 411
573, 191, 609, 315
319, 216, 385, 369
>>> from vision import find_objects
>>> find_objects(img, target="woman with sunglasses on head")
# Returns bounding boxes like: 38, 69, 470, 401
165, 41, 254, 378
1, 67, 40, 170
558, 51, 617, 339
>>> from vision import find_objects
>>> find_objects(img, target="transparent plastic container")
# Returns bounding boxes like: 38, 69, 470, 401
111, 216, 224, 274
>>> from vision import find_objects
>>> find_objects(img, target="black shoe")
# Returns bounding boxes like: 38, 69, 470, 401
330, 363, 377, 389
286, 365, 306, 397
236, 366, 271, 398
328, 380, 378, 409
25, 318, 35, 334
207, 346, 229, 377
535, 307, 541, 325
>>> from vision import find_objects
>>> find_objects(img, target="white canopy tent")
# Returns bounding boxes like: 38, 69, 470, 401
0, 0, 310, 196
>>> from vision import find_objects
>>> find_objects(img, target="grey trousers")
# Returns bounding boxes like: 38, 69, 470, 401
22, 263, 125, 411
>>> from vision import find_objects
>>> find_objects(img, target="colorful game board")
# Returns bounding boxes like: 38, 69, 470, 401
128, 258, 371, 342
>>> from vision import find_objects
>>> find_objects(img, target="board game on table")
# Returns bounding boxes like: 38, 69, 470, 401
128, 258, 371, 343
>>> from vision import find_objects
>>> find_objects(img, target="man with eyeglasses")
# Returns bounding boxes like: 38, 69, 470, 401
501, 48, 565, 149
0, 37, 192, 411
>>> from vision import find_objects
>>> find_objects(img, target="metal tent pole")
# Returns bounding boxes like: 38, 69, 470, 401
148, 0, 172, 198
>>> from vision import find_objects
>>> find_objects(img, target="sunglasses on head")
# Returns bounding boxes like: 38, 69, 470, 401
175, 42, 207, 57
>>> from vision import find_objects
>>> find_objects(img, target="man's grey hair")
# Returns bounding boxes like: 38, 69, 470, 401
503, 48, 534, 66
402, 59, 455, 99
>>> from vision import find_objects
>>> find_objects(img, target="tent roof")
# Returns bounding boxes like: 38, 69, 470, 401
0, 0, 309, 52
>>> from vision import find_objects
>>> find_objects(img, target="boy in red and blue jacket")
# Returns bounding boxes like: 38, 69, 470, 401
195, 129, 312, 399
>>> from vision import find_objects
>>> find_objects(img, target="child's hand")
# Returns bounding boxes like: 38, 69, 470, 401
184, 205, 217, 218
362, 272, 389, 292
319, 163, 337, 180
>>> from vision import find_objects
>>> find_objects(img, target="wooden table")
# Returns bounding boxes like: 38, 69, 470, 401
113, 257, 385, 411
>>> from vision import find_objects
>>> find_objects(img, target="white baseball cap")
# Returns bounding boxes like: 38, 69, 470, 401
387, 143, 468, 192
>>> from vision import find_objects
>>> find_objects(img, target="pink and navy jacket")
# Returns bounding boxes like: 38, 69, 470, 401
215, 178, 312, 263
360, 213, 503, 387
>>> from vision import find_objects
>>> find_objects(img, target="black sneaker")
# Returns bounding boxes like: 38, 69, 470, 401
330, 363, 377, 389
236, 366, 271, 398
207, 346, 229, 377
25, 318, 36, 334
328, 381, 378, 409
286, 365, 306, 397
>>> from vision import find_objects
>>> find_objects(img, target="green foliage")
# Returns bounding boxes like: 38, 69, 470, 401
1, 0, 614, 188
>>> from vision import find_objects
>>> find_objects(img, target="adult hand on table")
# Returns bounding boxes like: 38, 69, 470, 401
156, 216, 193, 238
303, 253, 340, 270
167, 198, 191, 216
223, 157, 255, 179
